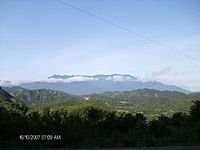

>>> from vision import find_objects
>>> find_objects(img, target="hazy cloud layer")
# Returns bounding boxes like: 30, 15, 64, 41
0, 76, 98, 86
151, 67, 171, 78
106, 75, 135, 81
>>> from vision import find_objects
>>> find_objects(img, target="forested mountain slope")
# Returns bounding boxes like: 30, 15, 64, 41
3, 86, 200, 119
3, 86, 81, 106
0, 87, 27, 114
88, 89, 200, 119
1, 86, 200, 148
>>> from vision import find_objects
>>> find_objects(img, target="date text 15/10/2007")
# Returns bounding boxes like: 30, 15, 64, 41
19, 135, 61, 140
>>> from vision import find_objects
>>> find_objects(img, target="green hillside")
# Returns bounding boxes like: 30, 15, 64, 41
1, 86, 200, 148
49, 99, 112, 113
3, 86, 81, 107
3, 87, 200, 119
88, 89, 200, 119
0, 87, 27, 114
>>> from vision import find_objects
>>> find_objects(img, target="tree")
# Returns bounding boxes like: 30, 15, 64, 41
190, 100, 200, 122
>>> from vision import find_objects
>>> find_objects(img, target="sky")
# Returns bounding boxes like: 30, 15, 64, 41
0, 0, 200, 91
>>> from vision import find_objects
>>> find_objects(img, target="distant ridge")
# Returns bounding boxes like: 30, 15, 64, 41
3, 86, 80, 106
16, 74, 190, 95
2, 86, 199, 119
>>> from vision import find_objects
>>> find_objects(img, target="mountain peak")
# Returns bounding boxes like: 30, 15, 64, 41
1, 74, 190, 95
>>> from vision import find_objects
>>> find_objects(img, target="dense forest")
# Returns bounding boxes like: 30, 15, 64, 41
0, 87, 200, 148
3, 86, 81, 106
3, 86, 200, 119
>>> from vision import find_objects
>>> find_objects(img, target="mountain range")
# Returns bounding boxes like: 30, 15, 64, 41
4, 74, 190, 95
2, 86, 199, 119
3, 86, 80, 106
1, 86, 200, 148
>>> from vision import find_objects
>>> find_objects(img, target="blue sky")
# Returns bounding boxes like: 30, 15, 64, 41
0, 0, 200, 91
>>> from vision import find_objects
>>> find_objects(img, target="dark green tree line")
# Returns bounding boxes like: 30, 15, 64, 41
0, 100, 200, 148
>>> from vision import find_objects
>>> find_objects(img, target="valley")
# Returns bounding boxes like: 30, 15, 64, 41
0, 86, 200, 148
2, 86, 200, 120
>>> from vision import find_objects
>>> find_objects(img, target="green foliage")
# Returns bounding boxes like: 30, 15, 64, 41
0, 87, 28, 114
48, 99, 112, 113
1, 87, 200, 148
89, 89, 198, 119
0, 86, 200, 148
3, 86, 81, 106
4, 87, 200, 120
0, 87, 13, 101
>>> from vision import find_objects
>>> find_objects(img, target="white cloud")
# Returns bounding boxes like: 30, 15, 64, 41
151, 67, 171, 78
61, 76, 98, 83
106, 75, 135, 82
137, 67, 200, 92
105, 76, 112, 80
0, 76, 99, 86
138, 67, 171, 82
113, 75, 126, 81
